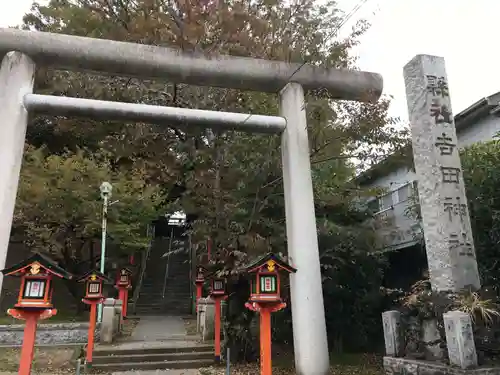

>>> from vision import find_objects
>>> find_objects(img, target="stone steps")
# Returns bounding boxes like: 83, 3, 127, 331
92, 358, 212, 371
135, 236, 193, 316
134, 303, 191, 309
134, 307, 191, 315
93, 350, 213, 364
91, 343, 214, 371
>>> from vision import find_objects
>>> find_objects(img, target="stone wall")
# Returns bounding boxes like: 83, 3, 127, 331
384, 357, 500, 375
0, 322, 99, 346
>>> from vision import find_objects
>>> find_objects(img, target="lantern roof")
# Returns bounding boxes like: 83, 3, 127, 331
196, 265, 208, 273
76, 269, 113, 284
1, 252, 73, 279
119, 267, 133, 275
245, 253, 296, 274
205, 268, 226, 280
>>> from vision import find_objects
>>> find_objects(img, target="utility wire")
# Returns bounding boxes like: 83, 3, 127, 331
238, 0, 372, 127
336, 0, 370, 33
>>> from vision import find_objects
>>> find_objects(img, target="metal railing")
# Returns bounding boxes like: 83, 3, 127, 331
130, 224, 155, 315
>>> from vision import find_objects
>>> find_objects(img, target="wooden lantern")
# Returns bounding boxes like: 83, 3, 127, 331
1, 253, 72, 311
205, 270, 228, 362
246, 253, 296, 304
115, 267, 132, 288
115, 267, 133, 318
76, 270, 112, 367
77, 270, 112, 301
194, 265, 207, 312
195, 265, 207, 284
244, 253, 296, 375
210, 277, 226, 297
1, 253, 72, 375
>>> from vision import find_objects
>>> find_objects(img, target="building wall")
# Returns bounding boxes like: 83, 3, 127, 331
368, 114, 500, 251
457, 114, 500, 148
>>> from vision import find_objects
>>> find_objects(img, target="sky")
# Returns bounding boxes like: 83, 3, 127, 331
2, 0, 500, 123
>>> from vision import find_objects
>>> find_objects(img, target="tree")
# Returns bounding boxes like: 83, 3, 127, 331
21, 0, 407, 228
13, 146, 164, 301
19, 0, 407, 352
461, 140, 500, 290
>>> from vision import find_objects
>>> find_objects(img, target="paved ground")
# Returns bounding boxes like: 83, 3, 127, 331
94, 315, 206, 374
0, 372, 199, 375
111, 370, 199, 375
130, 316, 187, 342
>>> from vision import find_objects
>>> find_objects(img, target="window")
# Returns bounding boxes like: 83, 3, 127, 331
380, 193, 394, 210
260, 275, 277, 294
88, 282, 101, 295
367, 199, 380, 213
213, 280, 224, 291
23, 280, 45, 299
396, 184, 411, 203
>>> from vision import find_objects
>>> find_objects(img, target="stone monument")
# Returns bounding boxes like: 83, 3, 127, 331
382, 55, 496, 374
404, 55, 480, 293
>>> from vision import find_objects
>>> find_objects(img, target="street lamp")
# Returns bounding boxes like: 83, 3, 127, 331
97, 182, 112, 323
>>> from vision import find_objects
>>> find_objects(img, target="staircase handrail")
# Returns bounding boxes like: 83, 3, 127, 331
131, 223, 155, 314
161, 226, 175, 299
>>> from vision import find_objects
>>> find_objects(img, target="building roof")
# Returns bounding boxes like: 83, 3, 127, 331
355, 92, 500, 186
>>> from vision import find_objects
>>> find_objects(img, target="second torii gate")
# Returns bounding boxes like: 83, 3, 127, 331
0, 28, 382, 375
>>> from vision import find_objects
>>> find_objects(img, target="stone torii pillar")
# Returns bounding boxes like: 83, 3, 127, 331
0, 28, 383, 375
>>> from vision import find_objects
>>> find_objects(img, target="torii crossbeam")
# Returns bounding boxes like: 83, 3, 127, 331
0, 28, 383, 375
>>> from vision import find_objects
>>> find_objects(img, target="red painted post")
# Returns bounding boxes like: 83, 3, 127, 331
115, 268, 132, 319
122, 289, 128, 317
196, 284, 202, 311
243, 253, 296, 375
214, 297, 221, 362
195, 267, 206, 313
77, 269, 111, 368
86, 303, 97, 365
17, 311, 39, 375
260, 308, 272, 375
1, 254, 71, 375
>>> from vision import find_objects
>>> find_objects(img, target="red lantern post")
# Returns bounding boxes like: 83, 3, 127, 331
0, 253, 73, 375
208, 276, 227, 363
115, 268, 132, 318
244, 253, 296, 375
76, 270, 112, 368
194, 266, 207, 312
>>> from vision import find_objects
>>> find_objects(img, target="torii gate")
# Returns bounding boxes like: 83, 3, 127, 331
0, 28, 382, 375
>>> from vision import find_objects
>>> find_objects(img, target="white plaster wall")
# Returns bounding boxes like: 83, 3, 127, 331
457, 115, 500, 148
364, 166, 416, 193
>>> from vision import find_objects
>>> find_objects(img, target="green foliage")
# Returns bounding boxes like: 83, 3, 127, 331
21, 1, 407, 251
14, 146, 164, 269
319, 220, 389, 352
461, 140, 500, 289
17, 0, 409, 355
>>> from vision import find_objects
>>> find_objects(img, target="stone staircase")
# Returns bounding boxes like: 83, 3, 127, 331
91, 342, 213, 371
134, 233, 193, 316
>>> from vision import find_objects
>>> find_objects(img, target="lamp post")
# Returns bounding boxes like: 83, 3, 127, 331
97, 181, 112, 323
